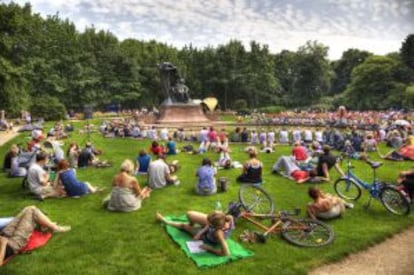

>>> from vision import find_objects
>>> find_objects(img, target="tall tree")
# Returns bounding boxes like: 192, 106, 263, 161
330, 49, 372, 94
345, 56, 411, 109
400, 34, 414, 70
290, 41, 332, 106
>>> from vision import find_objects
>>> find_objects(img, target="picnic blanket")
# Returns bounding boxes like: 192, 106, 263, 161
163, 215, 253, 268
3, 230, 53, 265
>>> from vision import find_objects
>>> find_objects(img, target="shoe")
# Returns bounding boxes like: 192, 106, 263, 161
345, 202, 354, 209
174, 180, 180, 186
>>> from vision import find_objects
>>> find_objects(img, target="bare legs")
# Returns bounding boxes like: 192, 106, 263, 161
0, 236, 8, 266
0, 206, 70, 264
156, 211, 208, 235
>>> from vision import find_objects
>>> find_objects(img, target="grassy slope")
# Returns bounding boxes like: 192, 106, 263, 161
1, 122, 413, 275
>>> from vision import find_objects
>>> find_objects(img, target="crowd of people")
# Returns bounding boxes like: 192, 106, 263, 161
1, 109, 413, 263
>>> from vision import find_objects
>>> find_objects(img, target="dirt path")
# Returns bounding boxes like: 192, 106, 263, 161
310, 226, 414, 275
0, 130, 20, 146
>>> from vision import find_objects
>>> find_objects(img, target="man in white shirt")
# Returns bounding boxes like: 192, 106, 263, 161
27, 152, 62, 199
279, 129, 289, 144
292, 129, 302, 143
148, 154, 178, 189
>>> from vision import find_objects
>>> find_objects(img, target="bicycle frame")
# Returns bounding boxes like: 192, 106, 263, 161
344, 158, 382, 199
238, 210, 303, 235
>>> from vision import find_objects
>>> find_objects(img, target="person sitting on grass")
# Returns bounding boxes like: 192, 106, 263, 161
397, 169, 414, 201
3, 144, 18, 172
77, 142, 97, 168
165, 137, 177, 155
55, 160, 101, 197
292, 140, 309, 162
27, 152, 64, 200
314, 145, 345, 182
104, 159, 151, 212
156, 210, 234, 256
148, 154, 179, 189
237, 148, 262, 184
135, 149, 151, 175
362, 134, 378, 153
4, 144, 27, 177
66, 142, 80, 168
149, 141, 164, 155
306, 186, 353, 220
0, 206, 70, 266
195, 158, 217, 195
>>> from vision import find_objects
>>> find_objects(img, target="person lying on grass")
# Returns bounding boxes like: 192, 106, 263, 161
104, 159, 151, 212
306, 187, 353, 220
0, 206, 70, 266
272, 156, 312, 184
378, 137, 414, 161
156, 211, 234, 256
54, 159, 102, 197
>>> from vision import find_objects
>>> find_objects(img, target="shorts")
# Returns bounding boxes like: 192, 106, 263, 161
316, 204, 342, 219
291, 170, 309, 182
31, 185, 59, 198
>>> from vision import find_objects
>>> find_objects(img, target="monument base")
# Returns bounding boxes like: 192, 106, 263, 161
157, 104, 210, 124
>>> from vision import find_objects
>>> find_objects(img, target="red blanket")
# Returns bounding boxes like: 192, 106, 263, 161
3, 230, 52, 265
400, 145, 414, 160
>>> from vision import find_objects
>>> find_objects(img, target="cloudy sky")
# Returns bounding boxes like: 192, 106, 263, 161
5, 0, 414, 59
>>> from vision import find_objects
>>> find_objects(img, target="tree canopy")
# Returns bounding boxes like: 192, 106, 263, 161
0, 2, 413, 118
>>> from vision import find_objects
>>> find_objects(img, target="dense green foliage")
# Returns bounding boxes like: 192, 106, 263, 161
1, 121, 414, 274
30, 95, 67, 121
0, 2, 413, 117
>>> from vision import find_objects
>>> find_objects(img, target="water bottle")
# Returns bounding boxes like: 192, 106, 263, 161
215, 201, 223, 212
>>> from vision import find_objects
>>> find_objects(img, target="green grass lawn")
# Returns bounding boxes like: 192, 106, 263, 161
1, 122, 414, 275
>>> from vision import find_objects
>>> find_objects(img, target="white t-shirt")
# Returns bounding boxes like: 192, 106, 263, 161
27, 163, 47, 195
160, 128, 169, 141
200, 129, 209, 142
279, 131, 289, 143
315, 131, 323, 143
292, 130, 302, 142
267, 132, 275, 143
304, 130, 313, 141
148, 159, 170, 189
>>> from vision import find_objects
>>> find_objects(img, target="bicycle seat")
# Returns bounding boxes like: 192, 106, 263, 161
366, 160, 383, 169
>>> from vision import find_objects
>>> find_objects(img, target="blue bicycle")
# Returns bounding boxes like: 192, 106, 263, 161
334, 158, 410, 216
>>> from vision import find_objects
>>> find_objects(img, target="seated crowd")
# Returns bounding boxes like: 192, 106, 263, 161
0, 116, 413, 264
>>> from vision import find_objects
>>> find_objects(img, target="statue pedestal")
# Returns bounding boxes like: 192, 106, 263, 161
157, 104, 210, 124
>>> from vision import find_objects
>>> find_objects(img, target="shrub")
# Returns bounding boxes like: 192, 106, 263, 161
232, 99, 248, 111
30, 96, 67, 121
257, 105, 286, 113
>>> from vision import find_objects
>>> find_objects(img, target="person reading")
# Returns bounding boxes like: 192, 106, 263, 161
156, 210, 234, 256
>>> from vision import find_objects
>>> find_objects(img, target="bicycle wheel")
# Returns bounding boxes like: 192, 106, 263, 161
379, 186, 410, 216
281, 218, 334, 247
238, 184, 274, 215
334, 178, 361, 201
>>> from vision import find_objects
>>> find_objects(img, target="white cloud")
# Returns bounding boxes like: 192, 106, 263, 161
3, 0, 413, 59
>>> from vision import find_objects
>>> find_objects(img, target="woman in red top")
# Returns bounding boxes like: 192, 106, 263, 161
149, 141, 164, 155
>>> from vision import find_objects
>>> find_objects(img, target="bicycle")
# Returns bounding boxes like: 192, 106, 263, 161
227, 184, 335, 247
334, 157, 410, 216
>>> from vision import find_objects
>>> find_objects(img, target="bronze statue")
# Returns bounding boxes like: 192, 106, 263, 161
158, 62, 190, 104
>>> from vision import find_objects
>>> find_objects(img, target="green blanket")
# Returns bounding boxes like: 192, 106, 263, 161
164, 215, 254, 268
